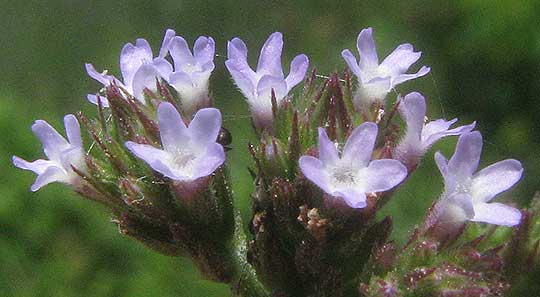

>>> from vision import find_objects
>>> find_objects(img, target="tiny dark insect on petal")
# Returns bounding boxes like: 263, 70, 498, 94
217, 127, 232, 146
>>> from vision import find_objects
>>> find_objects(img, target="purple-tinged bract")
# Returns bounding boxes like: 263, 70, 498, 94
433, 131, 523, 226
125, 102, 225, 181
299, 123, 407, 208
12, 115, 85, 191
341, 28, 430, 109
226, 32, 309, 131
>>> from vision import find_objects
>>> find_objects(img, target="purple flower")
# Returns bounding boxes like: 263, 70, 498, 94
434, 132, 523, 226
341, 28, 430, 109
299, 123, 407, 208
125, 102, 225, 181
13, 115, 85, 191
393, 92, 475, 170
226, 32, 309, 130
168, 35, 215, 115
86, 28, 176, 106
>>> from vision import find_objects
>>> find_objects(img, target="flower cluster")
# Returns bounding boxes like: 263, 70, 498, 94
12, 27, 534, 297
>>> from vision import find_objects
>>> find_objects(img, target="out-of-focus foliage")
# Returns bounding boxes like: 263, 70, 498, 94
1, 0, 539, 296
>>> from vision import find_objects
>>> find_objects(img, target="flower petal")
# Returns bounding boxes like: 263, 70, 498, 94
86, 94, 110, 108
120, 38, 153, 88
30, 166, 67, 192
152, 57, 174, 79
169, 71, 193, 94
334, 188, 367, 209
436, 192, 475, 223
225, 60, 255, 99
400, 92, 426, 143
189, 108, 222, 147
227, 37, 249, 60
423, 119, 476, 149
359, 159, 407, 193
356, 28, 379, 70
157, 102, 189, 150
434, 151, 449, 180
192, 142, 225, 179
125, 141, 175, 175
256, 32, 284, 77
317, 127, 339, 165
471, 202, 522, 226
85, 63, 112, 85
285, 54, 309, 91
169, 36, 194, 70
471, 159, 523, 203
32, 120, 70, 161
158, 28, 176, 58
392, 66, 430, 86
193, 36, 215, 64
299, 155, 332, 194
131, 63, 159, 102
380, 43, 420, 75
13, 157, 55, 175
342, 122, 378, 167
256, 75, 287, 100
341, 49, 361, 77
448, 131, 482, 178
63, 114, 82, 148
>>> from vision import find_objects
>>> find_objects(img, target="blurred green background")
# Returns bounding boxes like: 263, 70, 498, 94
1, 0, 540, 296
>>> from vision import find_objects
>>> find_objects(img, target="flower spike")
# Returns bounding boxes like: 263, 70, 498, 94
342, 28, 430, 109
226, 32, 309, 131
13, 115, 85, 191
433, 131, 523, 227
299, 123, 407, 208
393, 92, 475, 170
125, 102, 225, 181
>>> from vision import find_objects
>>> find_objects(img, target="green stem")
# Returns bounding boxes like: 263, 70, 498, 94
228, 212, 270, 297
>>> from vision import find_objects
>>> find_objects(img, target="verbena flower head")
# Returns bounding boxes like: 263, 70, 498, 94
12, 115, 85, 191
341, 27, 430, 109
434, 131, 523, 226
393, 92, 475, 170
86, 29, 176, 106
168, 35, 215, 115
226, 32, 309, 131
299, 123, 407, 208
125, 102, 225, 181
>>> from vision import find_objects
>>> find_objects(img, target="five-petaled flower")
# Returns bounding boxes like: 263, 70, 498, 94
433, 131, 523, 226
226, 32, 309, 131
393, 92, 475, 170
85, 28, 177, 106
13, 115, 85, 191
299, 123, 407, 208
168, 34, 215, 116
341, 27, 430, 110
125, 102, 225, 181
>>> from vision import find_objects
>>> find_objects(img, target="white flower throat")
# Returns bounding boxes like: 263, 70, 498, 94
171, 147, 197, 169
330, 164, 358, 187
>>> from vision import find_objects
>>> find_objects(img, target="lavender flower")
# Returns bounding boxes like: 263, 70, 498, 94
125, 102, 225, 181
433, 132, 523, 226
86, 28, 176, 106
299, 123, 407, 208
226, 32, 309, 131
12, 115, 85, 191
341, 28, 430, 109
393, 92, 475, 170
168, 35, 215, 115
